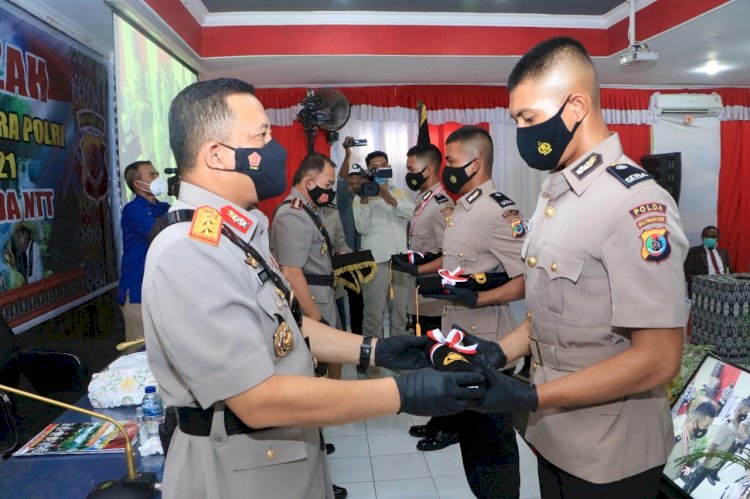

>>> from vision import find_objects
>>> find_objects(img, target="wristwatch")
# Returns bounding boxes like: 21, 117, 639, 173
357, 336, 373, 374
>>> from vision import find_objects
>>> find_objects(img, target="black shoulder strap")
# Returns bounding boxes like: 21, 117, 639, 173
147, 208, 301, 325
606, 164, 653, 188
489, 192, 516, 208
149, 209, 195, 243
278, 200, 333, 261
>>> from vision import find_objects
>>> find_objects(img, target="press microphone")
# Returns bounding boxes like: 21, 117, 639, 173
0, 383, 159, 498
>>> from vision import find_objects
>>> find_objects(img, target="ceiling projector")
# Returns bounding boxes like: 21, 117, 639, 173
619, 43, 659, 66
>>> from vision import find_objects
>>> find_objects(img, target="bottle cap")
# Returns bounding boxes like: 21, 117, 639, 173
145, 386, 156, 393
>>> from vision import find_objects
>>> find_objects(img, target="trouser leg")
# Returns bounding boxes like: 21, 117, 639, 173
388, 269, 408, 336
361, 263, 389, 338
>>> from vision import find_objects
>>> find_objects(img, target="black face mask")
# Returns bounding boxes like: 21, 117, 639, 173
218, 139, 288, 200
442, 159, 477, 194
692, 425, 708, 439
516, 96, 583, 171
307, 182, 336, 207
738, 413, 748, 423
405, 167, 428, 191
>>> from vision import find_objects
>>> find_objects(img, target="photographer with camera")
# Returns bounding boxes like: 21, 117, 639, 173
117, 160, 170, 341
353, 150, 415, 353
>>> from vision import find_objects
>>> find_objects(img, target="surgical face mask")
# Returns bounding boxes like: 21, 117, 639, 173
148, 176, 167, 197
218, 139, 288, 200
405, 167, 428, 191
516, 96, 583, 171
307, 182, 336, 207
703, 237, 718, 250
375, 177, 388, 186
442, 158, 477, 194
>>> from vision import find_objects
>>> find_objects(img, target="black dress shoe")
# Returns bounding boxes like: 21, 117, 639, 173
409, 424, 428, 438
326, 443, 336, 455
333, 483, 348, 499
416, 431, 459, 451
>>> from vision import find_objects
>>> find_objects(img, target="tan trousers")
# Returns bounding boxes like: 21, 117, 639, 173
120, 294, 144, 341
361, 262, 408, 338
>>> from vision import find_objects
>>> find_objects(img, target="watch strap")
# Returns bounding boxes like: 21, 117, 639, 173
358, 336, 374, 373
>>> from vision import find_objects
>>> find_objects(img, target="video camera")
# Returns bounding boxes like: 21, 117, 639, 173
344, 138, 367, 148
164, 167, 180, 198
351, 163, 392, 197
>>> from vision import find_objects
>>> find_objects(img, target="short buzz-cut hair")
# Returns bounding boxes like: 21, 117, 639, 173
292, 153, 335, 186
445, 125, 493, 169
694, 402, 718, 418
508, 36, 596, 93
701, 225, 720, 237
123, 160, 152, 192
407, 143, 442, 171
168, 78, 256, 174
365, 151, 388, 167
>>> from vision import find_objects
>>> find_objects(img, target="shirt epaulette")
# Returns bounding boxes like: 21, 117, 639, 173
606, 164, 653, 189
489, 192, 516, 208
433, 193, 450, 205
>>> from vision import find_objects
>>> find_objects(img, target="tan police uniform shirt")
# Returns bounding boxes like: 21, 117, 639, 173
271, 188, 338, 327
522, 133, 688, 484
407, 184, 454, 318
441, 179, 525, 342
143, 182, 331, 499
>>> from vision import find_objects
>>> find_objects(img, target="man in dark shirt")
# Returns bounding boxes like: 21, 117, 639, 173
117, 160, 170, 341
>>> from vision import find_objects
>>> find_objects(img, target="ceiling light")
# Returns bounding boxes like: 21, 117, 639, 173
693, 61, 731, 75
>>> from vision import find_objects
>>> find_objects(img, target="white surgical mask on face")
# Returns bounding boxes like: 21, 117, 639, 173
145, 176, 167, 196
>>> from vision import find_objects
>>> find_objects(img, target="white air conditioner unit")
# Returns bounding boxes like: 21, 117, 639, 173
654, 93, 723, 117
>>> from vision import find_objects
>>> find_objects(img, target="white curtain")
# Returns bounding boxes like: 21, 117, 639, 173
652, 116, 721, 246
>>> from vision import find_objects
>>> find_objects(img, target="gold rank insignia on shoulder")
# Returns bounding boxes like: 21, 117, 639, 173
189, 206, 222, 246
466, 188, 482, 204
220, 205, 253, 234
290, 198, 303, 210
273, 321, 295, 357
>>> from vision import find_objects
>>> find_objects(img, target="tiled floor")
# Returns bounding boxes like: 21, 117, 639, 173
324, 363, 541, 499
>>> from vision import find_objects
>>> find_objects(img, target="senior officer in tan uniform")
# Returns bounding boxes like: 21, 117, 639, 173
473, 37, 688, 498
390, 143, 458, 452
271, 153, 343, 381
142, 78, 488, 499
434, 125, 527, 498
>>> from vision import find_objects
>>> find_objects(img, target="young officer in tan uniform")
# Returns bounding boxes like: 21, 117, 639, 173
142, 78, 487, 499
472, 37, 688, 498
390, 143, 458, 452
435, 126, 527, 498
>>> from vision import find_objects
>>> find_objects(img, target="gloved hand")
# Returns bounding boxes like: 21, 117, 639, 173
389, 255, 419, 276
375, 335, 432, 370
395, 368, 486, 417
421, 284, 478, 307
476, 361, 538, 413
457, 327, 507, 370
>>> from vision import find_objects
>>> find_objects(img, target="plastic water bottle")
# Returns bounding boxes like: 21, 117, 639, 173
141, 386, 164, 438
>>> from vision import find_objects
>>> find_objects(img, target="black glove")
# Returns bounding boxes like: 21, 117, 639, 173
375, 335, 432, 370
318, 317, 331, 327
476, 361, 538, 413
421, 284, 478, 307
395, 368, 486, 417
457, 328, 507, 370
389, 255, 419, 276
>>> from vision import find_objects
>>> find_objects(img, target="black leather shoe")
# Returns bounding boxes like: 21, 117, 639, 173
326, 443, 336, 455
333, 483, 348, 499
409, 424, 428, 438
416, 431, 459, 451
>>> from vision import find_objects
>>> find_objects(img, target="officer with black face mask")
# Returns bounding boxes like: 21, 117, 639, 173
271, 152, 342, 379
473, 36, 690, 498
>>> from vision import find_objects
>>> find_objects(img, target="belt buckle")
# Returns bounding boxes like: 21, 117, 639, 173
529, 335, 544, 368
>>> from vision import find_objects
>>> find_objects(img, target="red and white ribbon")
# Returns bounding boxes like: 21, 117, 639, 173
438, 267, 468, 287
406, 250, 424, 264
426, 327, 478, 362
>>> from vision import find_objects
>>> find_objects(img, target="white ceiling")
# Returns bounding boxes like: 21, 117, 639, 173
10, 0, 750, 88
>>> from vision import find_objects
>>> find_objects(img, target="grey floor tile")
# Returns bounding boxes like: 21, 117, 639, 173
368, 431, 419, 456
375, 478, 439, 499
328, 456, 373, 483
371, 453, 431, 481
326, 434, 370, 458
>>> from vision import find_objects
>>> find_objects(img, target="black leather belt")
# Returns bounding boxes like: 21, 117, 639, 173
303, 272, 335, 287
176, 406, 260, 436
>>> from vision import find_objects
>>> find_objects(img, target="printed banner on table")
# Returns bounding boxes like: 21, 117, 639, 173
0, 4, 117, 326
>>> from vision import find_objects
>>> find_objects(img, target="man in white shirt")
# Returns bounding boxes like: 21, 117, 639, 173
353, 151, 415, 340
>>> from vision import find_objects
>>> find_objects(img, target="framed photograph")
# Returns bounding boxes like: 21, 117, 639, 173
665, 353, 750, 498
